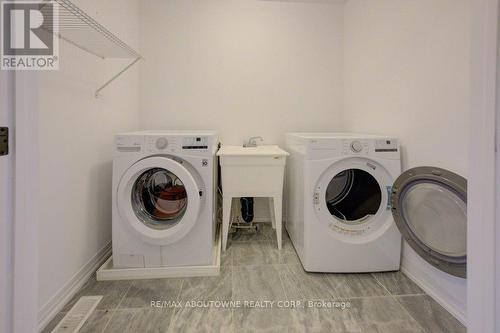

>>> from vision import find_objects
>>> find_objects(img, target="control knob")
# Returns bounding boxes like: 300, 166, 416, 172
155, 137, 168, 150
350, 140, 363, 153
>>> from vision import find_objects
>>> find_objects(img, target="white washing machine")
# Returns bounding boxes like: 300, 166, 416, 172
112, 130, 218, 268
286, 133, 467, 276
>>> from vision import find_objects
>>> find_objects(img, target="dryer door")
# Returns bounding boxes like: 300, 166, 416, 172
117, 156, 202, 245
390, 167, 467, 278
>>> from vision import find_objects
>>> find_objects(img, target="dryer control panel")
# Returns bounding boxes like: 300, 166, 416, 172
374, 139, 398, 153
341, 138, 399, 156
342, 139, 369, 155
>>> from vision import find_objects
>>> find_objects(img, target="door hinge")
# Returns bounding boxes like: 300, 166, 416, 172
0, 127, 8, 156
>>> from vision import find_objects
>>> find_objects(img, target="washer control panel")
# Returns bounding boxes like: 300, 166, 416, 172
182, 136, 209, 150
115, 133, 215, 156
155, 137, 169, 150
143, 136, 211, 152
145, 136, 178, 153
115, 135, 143, 153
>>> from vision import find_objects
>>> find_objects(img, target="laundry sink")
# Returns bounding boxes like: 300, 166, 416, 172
217, 145, 289, 197
218, 145, 289, 159
217, 144, 289, 251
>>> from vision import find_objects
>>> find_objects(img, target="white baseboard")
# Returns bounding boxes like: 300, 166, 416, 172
401, 263, 467, 326
38, 242, 112, 332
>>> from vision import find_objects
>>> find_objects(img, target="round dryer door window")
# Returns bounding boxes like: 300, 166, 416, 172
314, 157, 394, 242
326, 169, 382, 225
391, 167, 467, 278
131, 168, 188, 229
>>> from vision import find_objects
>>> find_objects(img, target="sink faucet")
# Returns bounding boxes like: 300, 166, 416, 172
244, 136, 263, 147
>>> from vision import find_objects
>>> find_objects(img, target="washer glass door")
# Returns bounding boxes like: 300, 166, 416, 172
117, 156, 202, 245
131, 168, 188, 230
391, 167, 467, 278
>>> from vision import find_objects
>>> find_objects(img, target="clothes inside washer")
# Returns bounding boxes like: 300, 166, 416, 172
326, 169, 382, 223
132, 168, 188, 228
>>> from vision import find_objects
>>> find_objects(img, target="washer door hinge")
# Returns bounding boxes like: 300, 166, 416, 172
0, 127, 8, 156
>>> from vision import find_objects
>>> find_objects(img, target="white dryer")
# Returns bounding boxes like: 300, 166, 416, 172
112, 130, 218, 268
286, 133, 467, 276
286, 133, 402, 273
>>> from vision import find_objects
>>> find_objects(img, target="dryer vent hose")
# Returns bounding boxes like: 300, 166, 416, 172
240, 197, 254, 223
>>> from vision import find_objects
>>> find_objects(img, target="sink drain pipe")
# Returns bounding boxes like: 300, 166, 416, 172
240, 197, 254, 223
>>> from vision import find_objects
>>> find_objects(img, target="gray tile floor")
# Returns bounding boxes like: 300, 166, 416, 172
43, 224, 466, 333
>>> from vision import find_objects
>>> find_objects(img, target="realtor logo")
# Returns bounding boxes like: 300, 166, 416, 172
1, 0, 59, 70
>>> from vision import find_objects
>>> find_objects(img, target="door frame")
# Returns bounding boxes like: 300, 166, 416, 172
12, 71, 39, 333
468, 0, 499, 332
0, 65, 14, 333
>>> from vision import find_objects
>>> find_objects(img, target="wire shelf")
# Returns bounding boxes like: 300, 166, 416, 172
41, 0, 142, 97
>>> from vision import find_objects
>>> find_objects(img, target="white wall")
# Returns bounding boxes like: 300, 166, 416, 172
139, 0, 344, 143
37, 0, 140, 326
344, 0, 470, 323
139, 0, 344, 220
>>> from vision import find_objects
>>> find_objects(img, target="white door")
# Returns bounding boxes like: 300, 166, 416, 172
390, 166, 467, 278
0, 70, 14, 333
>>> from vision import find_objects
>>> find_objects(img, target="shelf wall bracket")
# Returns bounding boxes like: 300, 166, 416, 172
40, 0, 143, 98
95, 57, 142, 98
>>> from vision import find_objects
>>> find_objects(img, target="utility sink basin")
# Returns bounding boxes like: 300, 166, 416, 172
218, 145, 289, 158
217, 145, 289, 197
